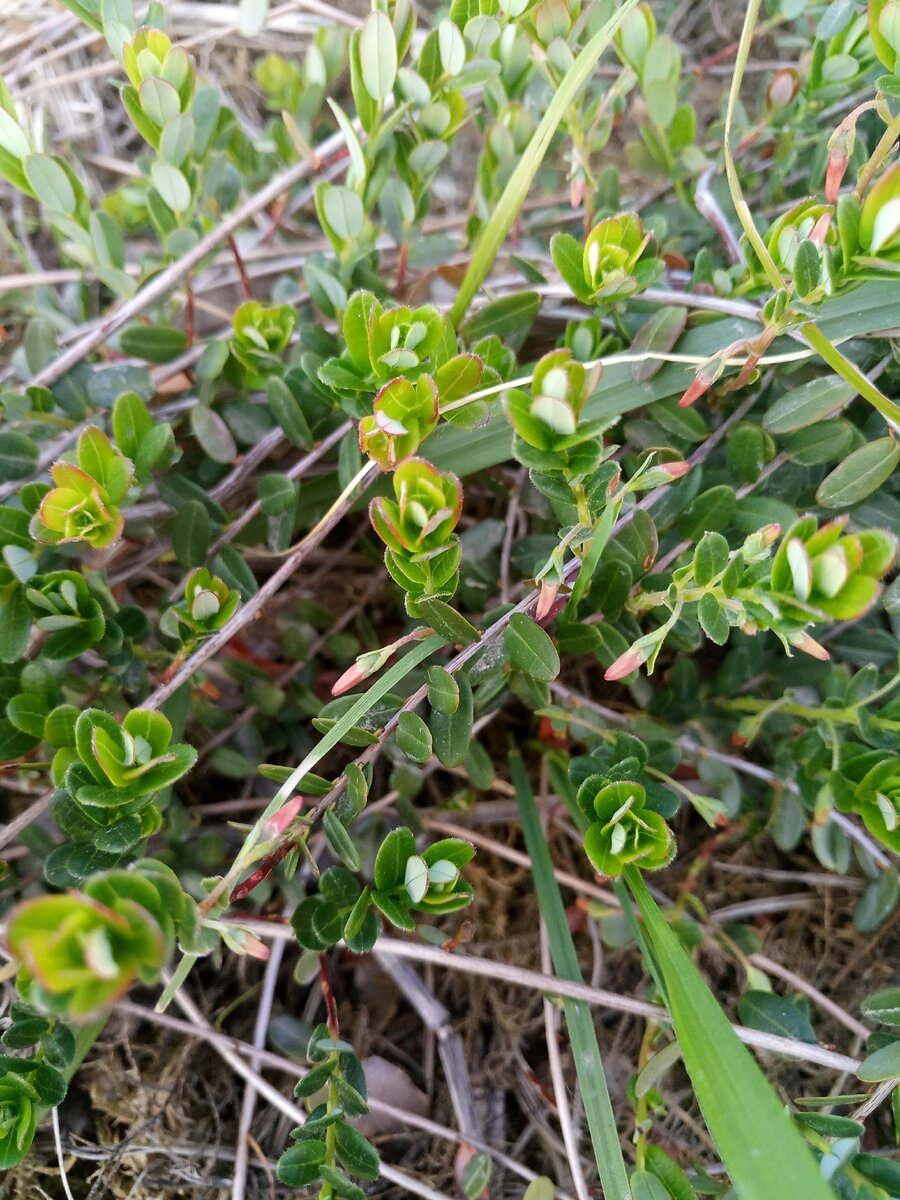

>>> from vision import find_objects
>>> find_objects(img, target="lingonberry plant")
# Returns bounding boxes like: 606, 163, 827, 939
0, 0, 898, 1195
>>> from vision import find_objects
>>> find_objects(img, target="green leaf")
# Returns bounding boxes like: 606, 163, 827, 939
258, 473, 296, 516
172, 499, 210, 568
334, 1122, 380, 1180
857, 1040, 900, 1082
431, 671, 473, 767
294, 1060, 336, 1098
277, 1140, 327, 1187
505, 613, 560, 682
359, 11, 397, 101
426, 665, 459, 714
678, 486, 736, 540
191, 405, 237, 464
323, 809, 361, 871
317, 1164, 367, 1199
0, 588, 31, 664
630, 307, 687, 383
861, 988, 900, 1026
697, 593, 729, 646
763, 376, 855, 434
511, 753, 630, 1198
462, 292, 540, 343
112, 391, 153, 459
737, 991, 816, 1043
159, 112, 195, 167
645, 1145, 697, 1200
396, 711, 432, 763
322, 185, 364, 242
266, 377, 312, 448
371, 890, 416, 930
373, 826, 416, 891
625, 868, 838, 1200
24, 153, 76, 213
793, 240, 821, 297
784, 420, 853, 466
120, 324, 188, 363
852, 1151, 900, 1192
462, 1150, 492, 1196
0, 432, 38, 482
150, 161, 191, 213
523, 1180, 556, 1200
693, 532, 729, 587
795, 1112, 864, 1138
631, 1170, 672, 1200
418, 598, 480, 645
816, 438, 900, 508
6, 693, 48, 738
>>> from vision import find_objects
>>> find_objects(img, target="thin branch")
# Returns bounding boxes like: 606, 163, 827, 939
25, 128, 351, 393
143, 462, 375, 711
231, 925, 287, 1200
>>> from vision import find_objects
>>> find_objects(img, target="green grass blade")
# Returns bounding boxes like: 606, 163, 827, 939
624, 866, 837, 1200
511, 751, 632, 1200
449, 0, 640, 326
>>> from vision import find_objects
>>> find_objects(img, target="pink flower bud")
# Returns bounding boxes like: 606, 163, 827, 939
766, 67, 800, 110
331, 660, 368, 697
536, 579, 560, 622
679, 356, 725, 408
266, 795, 303, 838
604, 646, 646, 681
678, 374, 711, 408
761, 523, 781, 547
809, 211, 832, 248
659, 460, 690, 479
792, 631, 831, 661
825, 152, 848, 204
242, 933, 271, 960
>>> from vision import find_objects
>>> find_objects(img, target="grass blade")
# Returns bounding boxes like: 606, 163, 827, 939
449, 0, 640, 326
624, 866, 837, 1200
511, 752, 631, 1200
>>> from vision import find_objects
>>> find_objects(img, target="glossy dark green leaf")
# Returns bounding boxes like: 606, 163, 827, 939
763, 376, 855, 434
172, 499, 210, 568
461, 291, 540, 343
373, 826, 416, 891
431, 671, 473, 766
0, 432, 38, 482
737, 990, 816, 1043
277, 1140, 327, 1187
861, 988, 900, 1026
816, 438, 899, 508
504, 613, 560, 681
0, 588, 31, 664
396, 711, 432, 763
426, 665, 459, 714
697, 593, 729, 646
630, 307, 687, 383
418, 598, 480, 645
858, 1040, 900, 1081
120, 324, 188, 363
323, 809, 361, 871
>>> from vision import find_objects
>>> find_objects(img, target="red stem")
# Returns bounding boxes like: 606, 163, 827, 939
227, 234, 252, 301
319, 955, 340, 1040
